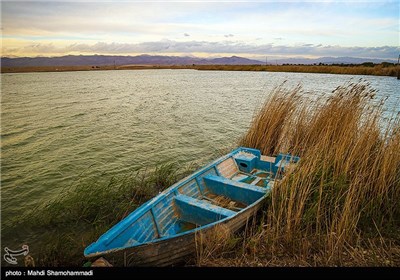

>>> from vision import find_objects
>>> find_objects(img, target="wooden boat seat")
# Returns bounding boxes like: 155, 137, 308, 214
203, 174, 267, 205
261, 155, 275, 163
174, 194, 236, 226
230, 173, 249, 181
216, 157, 252, 182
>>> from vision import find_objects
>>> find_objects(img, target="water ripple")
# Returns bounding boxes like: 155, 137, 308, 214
1, 69, 399, 231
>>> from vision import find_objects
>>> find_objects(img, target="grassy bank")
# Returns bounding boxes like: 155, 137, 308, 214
2, 63, 399, 77
197, 82, 400, 266
3, 163, 200, 266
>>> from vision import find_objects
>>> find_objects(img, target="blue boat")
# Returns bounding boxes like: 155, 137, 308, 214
84, 147, 299, 266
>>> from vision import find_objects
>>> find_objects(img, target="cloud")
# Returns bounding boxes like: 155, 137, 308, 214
4, 40, 399, 60
2, 1, 398, 52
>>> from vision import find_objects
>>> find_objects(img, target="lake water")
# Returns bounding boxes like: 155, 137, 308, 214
1, 69, 399, 233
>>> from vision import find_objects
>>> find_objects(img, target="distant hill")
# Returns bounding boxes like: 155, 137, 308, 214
1, 55, 263, 67
1, 54, 396, 68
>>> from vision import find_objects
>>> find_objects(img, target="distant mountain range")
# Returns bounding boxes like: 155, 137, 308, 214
1, 55, 261, 67
1, 54, 396, 67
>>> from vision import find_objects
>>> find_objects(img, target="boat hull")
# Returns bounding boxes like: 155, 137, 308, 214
94, 198, 263, 266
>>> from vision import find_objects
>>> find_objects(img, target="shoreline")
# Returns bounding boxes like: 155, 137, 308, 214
1, 64, 399, 77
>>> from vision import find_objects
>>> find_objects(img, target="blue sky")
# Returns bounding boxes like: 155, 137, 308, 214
2, 1, 399, 59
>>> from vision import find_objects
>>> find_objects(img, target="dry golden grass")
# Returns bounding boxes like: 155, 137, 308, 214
199, 82, 400, 266
194, 64, 399, 77
195, 224, 238, 266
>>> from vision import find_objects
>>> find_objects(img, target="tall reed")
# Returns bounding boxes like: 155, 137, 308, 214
236, 81, 400, 265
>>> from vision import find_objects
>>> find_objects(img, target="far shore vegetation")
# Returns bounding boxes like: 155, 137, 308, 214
2, 62, 399, 77
3, 81, 399, 267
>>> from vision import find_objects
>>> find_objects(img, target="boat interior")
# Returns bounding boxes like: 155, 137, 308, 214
85, 148, 299, 254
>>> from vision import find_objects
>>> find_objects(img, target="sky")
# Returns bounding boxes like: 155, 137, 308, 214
1, 0, 399, 60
